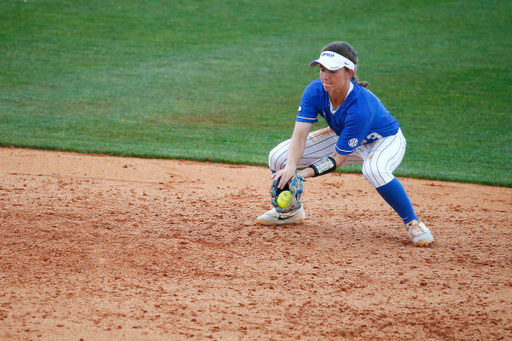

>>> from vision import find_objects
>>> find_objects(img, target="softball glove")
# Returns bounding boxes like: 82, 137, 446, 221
270, 174, 305, 213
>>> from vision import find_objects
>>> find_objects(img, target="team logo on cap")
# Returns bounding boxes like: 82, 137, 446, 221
348, 138, 358, 148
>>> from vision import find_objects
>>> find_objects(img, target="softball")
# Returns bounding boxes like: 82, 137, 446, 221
276, 191, 291, 209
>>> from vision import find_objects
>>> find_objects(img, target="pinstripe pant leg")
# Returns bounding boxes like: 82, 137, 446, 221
359, 129, 407, 188
268, 127, 339, 172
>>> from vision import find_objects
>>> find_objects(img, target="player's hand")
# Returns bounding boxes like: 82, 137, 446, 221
271, 167, 296, 189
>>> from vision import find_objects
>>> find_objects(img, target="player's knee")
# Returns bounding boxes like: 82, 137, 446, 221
362, 166, 393, 189
268, 148, 286, 172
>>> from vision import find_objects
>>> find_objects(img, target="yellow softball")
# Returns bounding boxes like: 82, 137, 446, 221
276, 191, 291, 209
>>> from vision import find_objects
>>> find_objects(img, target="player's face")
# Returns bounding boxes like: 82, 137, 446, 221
319, 65, 351, 93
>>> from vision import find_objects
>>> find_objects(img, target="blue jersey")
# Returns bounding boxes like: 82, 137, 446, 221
296, 79, 400, 155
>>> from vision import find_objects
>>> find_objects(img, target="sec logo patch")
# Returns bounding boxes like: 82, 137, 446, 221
348, 138, 358, 148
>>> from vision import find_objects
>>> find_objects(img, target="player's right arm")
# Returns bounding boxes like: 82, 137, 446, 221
271, 121, 313, 189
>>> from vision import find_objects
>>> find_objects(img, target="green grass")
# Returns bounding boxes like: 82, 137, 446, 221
1, 0, 511, 186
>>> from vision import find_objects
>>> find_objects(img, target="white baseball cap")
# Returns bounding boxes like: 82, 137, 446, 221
309, 51, 355, 71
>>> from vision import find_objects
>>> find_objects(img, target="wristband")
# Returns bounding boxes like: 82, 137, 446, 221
308, 156, 337, 177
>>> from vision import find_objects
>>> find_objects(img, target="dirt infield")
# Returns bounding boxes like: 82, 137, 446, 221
1, 147, 511, 341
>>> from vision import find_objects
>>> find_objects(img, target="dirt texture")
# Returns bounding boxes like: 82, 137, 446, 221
1, 147, 511, 341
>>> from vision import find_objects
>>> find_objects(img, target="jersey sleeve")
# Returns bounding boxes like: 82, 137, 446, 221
296, 82, 319, 124
335, 108, 372, 155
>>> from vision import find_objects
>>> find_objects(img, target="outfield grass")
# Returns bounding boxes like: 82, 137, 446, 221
1, 0, 511, 186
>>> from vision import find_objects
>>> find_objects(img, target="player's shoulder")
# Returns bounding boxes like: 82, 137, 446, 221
345, 83, 373, 115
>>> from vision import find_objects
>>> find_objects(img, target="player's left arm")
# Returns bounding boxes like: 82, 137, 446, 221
298, 151, 348, 179
331, 152, 349, 169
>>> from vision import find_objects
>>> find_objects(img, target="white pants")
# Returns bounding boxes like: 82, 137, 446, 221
268, 127, 407, 189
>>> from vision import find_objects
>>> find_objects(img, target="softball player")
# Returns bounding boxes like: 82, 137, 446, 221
256, 41, 434, 247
